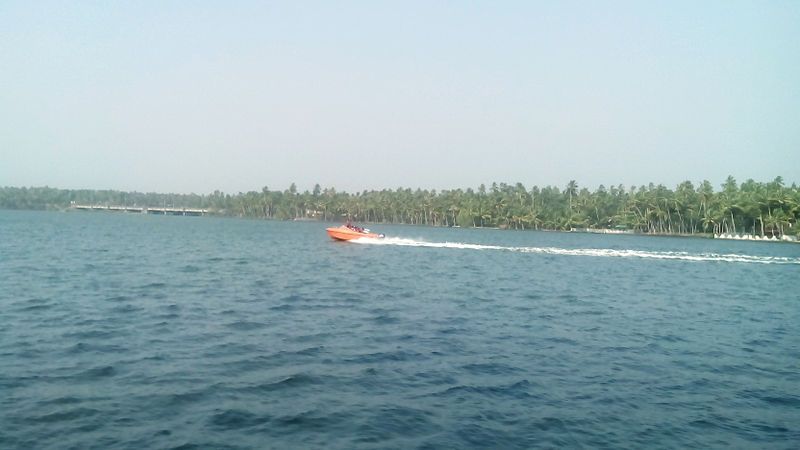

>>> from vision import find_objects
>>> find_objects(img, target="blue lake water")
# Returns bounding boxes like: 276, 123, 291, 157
1, 210, 799, 449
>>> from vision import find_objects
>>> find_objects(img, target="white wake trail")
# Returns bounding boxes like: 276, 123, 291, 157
351, 237, 800, 265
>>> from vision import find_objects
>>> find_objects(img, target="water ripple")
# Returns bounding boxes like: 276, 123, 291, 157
2, 212, 798, 449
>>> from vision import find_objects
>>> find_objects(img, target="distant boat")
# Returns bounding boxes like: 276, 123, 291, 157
326, 224, 385, 241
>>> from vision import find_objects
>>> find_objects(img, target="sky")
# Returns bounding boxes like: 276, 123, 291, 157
1, 1, 799, 194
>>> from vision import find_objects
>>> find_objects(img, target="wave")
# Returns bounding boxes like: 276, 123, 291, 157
352, 237, 800, 265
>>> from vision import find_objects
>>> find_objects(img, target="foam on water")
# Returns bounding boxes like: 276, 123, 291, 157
353, 237, 800, 265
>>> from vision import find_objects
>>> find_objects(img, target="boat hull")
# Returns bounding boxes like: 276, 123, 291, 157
326, 226, 383, 241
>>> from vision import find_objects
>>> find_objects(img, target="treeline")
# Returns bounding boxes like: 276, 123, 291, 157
1, 176, 798, 237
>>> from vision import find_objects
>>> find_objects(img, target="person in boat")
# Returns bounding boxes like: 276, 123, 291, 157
345, 220, 363, 233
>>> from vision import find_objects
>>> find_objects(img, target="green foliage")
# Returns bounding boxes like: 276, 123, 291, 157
456, 209, 473, 228
2, 176, 799, 237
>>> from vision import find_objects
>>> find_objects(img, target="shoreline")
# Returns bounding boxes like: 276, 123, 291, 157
5, 208, 800, 243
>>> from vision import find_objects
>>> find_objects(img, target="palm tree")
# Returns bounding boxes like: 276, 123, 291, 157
564, 180, 578, 211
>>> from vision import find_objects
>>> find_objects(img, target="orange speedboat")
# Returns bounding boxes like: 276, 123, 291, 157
326, 224, 385, 241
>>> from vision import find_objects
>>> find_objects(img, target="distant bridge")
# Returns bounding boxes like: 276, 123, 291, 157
70, 204, 208, 216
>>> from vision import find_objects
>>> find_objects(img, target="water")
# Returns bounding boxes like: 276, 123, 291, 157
1, 210, 798, 449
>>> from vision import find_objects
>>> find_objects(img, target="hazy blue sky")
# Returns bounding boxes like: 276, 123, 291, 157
2, 1, 798, 194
